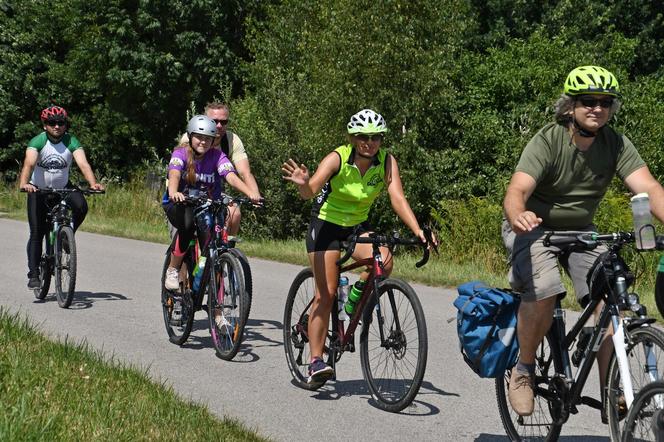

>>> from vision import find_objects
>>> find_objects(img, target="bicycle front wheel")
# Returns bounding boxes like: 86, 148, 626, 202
55, 226, 76, 308
606, 326, 664, 441
359, 278, 427, 412
161, 249, 195, 345
496, 334, 563, 441
622, 379, 664, 442
283, 268, 335, 390
208, 252, 247, 360
229, 248, 252, 323
35, 237, 52, 300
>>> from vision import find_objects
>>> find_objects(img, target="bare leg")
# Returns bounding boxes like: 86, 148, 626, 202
517, 296, 558, 364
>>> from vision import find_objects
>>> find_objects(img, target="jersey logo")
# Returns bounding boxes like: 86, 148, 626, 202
38, 154, 67, 171
169, 157, 184, 168
367, 175, 382, 187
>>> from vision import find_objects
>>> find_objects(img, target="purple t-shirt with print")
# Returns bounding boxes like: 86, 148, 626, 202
163, 147, 236, 204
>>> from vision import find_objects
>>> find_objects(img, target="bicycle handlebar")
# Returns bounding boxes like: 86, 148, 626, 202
176, 192, 265, 209
20, 187, 105, 195
337, 226, 436, 268
542, 231, 664, 251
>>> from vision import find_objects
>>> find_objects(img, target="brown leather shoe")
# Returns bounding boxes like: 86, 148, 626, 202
508, 370, 534, 416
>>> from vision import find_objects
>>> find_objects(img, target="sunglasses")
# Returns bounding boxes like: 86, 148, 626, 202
578, 96, 614, 109
355, 133, 383, 142
212, 119, 229, 126
46, 120, 67, 127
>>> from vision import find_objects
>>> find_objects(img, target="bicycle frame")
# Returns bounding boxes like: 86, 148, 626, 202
334, 244, 385, 351
539, 249, 661, 421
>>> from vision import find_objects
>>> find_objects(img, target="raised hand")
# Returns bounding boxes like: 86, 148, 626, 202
281, 159, 309, 186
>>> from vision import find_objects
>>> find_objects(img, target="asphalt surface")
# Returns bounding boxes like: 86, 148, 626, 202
0, 218, 609, 441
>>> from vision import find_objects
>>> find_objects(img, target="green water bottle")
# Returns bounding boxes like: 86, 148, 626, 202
344, 279, 366, 315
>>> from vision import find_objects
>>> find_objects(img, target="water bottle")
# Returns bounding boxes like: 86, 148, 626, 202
344, 279, 366, 316
192, 256, 207, 292
631, 193, 656, 250
337, 276, 350, 321
572, 326, 593, 367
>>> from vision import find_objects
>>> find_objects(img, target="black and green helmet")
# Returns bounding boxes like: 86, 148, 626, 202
564, 65, 620, 97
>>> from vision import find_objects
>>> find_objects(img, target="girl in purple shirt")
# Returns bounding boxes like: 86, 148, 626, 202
163, 115, 260, 290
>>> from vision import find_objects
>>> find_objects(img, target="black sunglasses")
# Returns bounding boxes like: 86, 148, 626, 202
212, 119, 229, 125
354, 133, 383, 142
46, 120, 67, 127
578, 96, 614, 109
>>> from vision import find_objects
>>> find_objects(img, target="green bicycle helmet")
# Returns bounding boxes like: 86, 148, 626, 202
564, 66, 620, 97
347, 109, 388, 134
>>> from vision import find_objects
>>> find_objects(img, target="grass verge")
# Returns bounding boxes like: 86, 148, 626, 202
0, 308, 266, 441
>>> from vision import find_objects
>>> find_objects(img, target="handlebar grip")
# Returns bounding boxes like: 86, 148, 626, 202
415, 248, 429, 268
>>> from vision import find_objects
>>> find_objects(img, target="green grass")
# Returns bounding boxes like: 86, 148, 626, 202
0, 309, 266, 441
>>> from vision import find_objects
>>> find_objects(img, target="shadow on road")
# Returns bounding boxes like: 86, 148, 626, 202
34, 291, 129, 309
475, 435, 608, 441
302, 377, 456, 416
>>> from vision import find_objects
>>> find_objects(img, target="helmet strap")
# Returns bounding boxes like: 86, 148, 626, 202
573, 119, 597, 138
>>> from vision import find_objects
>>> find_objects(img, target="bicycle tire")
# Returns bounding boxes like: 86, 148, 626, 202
55, 226, 76, 308
228, 247, 252, 323
283, 268, 335, 390
35, 237, 52, 300
622, 379, 664, 442
496, 334, 563, 441
160, 248, 195, 345
606, 326, 664, 441
359, 278, 428, 412
208, 252, 247, 360
655, 270, 664, 320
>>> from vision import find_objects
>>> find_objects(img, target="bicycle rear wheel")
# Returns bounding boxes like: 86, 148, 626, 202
229, 248, 252, 323
161, 249, 195, 345
359, 278, 427, 412
208, 252, 247, 360
622, 379, 664, 442
496, 335, 563, 441
606, 326, 664, 441
283, 268, 335, 390
35, 237, 52, 300
55, 226, 76, 308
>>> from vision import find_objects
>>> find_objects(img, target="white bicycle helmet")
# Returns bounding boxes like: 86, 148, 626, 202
347, 109, 388, 134
187, 115, 217, 138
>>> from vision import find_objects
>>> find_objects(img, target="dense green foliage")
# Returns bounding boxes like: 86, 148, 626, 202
2, 0, 664, 239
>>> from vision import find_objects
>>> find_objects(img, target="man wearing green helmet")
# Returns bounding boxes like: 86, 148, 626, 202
502, 66, 664, 417
281, 109, 436, 386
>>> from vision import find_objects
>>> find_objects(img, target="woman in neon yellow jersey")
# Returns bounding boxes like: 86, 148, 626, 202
282, 108, 435, 386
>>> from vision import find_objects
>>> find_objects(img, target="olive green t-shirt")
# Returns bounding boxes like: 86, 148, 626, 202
516, 122, 645, 229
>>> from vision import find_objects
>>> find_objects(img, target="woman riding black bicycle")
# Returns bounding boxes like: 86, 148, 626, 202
281, 108, 436, 386
18, 105, 104, 289
162, 115, 261, 291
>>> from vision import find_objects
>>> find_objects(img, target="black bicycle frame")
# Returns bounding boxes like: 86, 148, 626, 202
538, 252, 631, 420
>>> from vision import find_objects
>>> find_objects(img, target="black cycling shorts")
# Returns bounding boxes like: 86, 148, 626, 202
305, 217, 370, 253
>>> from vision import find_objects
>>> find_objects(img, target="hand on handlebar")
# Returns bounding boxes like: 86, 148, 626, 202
510, 210, 542, 234
20, 183, 38, 193
170, 191, 186, 203
90, 182, 105, 191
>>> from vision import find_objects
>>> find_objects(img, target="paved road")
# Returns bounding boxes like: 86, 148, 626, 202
0, 218, 609, 441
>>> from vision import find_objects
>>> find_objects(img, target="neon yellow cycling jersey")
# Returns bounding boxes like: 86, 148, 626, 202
312, 144, 387, 227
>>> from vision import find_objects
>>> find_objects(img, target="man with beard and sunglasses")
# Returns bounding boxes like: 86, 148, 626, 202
502, 66, 664, 419
18, 105, 104, 289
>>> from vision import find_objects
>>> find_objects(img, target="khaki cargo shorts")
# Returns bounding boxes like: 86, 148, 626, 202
501, 219, 607, 303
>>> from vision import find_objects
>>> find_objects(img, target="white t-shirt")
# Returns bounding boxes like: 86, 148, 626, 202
27, 132, 82, 188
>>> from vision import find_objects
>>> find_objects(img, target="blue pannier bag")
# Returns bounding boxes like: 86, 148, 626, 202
454, 281, 520, 378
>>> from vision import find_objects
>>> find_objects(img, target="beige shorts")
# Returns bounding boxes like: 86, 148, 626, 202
501, 219, 607, 303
